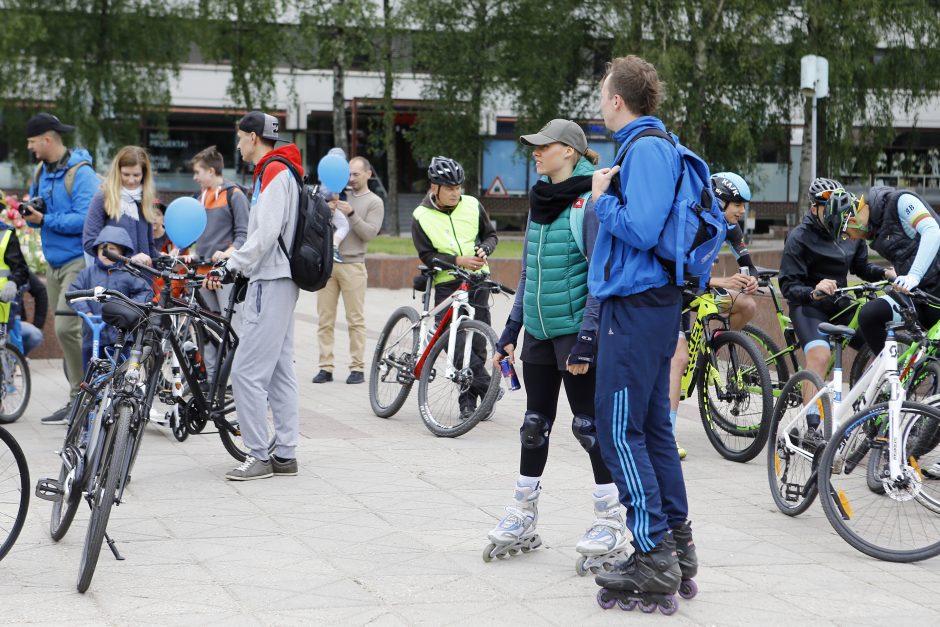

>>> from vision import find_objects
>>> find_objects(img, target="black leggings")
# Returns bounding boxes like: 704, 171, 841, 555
518, 361, 613, 484
858, 297, 940, 356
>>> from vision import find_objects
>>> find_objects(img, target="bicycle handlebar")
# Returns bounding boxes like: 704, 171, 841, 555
103, 249, 210, 283
431, 258, 516, 295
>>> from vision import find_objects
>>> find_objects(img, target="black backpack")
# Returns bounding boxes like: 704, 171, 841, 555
259, 156, 334, 292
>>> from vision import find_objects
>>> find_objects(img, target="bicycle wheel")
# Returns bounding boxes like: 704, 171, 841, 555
767, 370, 830, 516
743, 324, 790, 392
216, 352, 276, 462
0, 426, 28, 561
369, 306, 419, 418
77, 402, 131, 592
819, 401, 940, 562
50, 390, 101, 541
0, 345, 30, 423
417, 319, 499, 437
905, 358, 940, 401
697, 330, 773, 463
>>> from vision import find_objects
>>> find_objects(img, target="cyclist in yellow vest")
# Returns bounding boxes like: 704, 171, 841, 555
412, 156, 499, 418
0, 223, 32, 333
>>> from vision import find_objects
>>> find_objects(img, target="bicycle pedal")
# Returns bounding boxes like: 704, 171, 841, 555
34, 478, 64, 502
784, 482, 803, 502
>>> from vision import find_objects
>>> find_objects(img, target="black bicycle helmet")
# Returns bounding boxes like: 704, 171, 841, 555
808, 177, 843, 205
822, 189, 857, 240
427, 156, 465, 186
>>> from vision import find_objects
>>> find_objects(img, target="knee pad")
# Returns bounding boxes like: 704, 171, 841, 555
571, 414, 598, 454
520, 411, 552, 449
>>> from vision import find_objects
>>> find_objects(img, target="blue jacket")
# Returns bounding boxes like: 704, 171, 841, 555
82, 191, 157, 258
588, 116, 681, 301
28, 148, 99, 268
69, 258, 153, 350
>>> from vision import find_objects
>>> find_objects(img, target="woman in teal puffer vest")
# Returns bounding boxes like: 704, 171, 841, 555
482, 120, 628, 573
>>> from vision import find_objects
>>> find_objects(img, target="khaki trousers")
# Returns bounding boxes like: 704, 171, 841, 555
316, 262, 367, 372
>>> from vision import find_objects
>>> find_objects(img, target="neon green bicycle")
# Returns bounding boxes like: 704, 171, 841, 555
678, 290, 773, 462
742, 269, 891, 393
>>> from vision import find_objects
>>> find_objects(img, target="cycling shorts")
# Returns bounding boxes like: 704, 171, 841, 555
790, 301, 855, 352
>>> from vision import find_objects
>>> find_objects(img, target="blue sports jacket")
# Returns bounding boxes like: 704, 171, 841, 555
29, 148, 99, 268
588, 116, 680, 301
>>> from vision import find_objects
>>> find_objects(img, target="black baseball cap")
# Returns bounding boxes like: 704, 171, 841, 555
237, 111, 280, 142
26, 113, 76, 137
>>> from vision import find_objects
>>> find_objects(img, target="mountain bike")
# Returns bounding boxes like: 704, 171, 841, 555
0, 293, 31, 424
369, 259, 513, 437
0, 424, 28, 561
742, 270, 889, 393
116, 252, 268, 461
768, 290, 940, 528
677, 289, 773, 462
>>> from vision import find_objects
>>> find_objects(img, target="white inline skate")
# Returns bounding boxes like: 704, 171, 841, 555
575, 491, 630, 575
483, 483, 542, 562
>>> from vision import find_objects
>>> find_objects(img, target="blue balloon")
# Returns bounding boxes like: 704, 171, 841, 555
165, 196, 207, 250
318, 154, 350, 194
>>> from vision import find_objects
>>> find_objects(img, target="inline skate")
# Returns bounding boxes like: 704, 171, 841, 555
575, 491, 630, 575
595, 534, 681, 615
483, 483, 541, 561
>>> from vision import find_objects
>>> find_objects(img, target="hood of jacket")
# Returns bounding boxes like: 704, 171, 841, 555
254, 144, 304, 182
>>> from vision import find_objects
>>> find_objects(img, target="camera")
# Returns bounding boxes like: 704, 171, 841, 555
18, 197, 46, 216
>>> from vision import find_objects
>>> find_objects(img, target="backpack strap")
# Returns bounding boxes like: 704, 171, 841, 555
608, 129, 679, 201
64, 161, 93, 197
569, 193, 590, 258
257, 156, 303, 260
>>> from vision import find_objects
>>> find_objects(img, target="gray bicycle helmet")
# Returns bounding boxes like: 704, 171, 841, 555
427, 156, 465, 186
822, 189, 857, 240
808, 177, 843, 205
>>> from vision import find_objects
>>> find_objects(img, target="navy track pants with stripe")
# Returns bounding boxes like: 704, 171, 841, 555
595, 288, 688, 552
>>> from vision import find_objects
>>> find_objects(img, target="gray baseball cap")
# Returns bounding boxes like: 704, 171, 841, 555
520, 119, 587, 154
238, 111, 280, 142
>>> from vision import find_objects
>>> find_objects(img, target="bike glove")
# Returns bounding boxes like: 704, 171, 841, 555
567, 330, 597, 366
895, 274, 921, 291
497, 318, 522, 355
208, 262, 234, 285
0, 282, 17, 303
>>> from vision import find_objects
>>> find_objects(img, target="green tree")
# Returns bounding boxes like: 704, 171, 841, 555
196, 0, 286, 111
786, 1, 940, 196
0, 0, 194, 165
292, 0, 376, 153
604, 1, 790, 174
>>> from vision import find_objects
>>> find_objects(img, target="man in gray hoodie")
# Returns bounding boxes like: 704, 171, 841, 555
204, 111, 301, 481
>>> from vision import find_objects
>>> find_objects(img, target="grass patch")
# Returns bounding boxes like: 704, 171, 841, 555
369, 236, 525, 259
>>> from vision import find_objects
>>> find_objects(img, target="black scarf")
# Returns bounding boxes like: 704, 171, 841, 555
528, 175, 593, 224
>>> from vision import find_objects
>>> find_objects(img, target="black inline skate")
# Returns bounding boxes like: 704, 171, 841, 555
595, 534, 681, 615
671, 520, 698, 600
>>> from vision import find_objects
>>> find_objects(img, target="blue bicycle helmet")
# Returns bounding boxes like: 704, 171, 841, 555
711, 172, 752, 206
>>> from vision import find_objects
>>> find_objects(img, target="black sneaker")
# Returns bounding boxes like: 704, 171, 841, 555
312, 370, 333, 384
40, 405, 70, 425
346, 371, 364, 385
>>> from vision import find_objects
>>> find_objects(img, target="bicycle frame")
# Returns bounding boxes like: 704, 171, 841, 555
679, 292, 726, 400
413, 280, 476, 381
778, 325, 906, 468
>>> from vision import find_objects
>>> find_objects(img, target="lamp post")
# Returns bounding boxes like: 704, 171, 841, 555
801, 55, 829, 180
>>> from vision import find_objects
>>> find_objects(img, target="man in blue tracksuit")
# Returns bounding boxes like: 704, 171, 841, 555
590, 56, 695, 599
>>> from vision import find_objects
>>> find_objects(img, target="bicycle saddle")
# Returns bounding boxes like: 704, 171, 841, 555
817, 322, 855, 339
418, 265, 437, 276
101, 300, 144, 332
753, 266, 779, 279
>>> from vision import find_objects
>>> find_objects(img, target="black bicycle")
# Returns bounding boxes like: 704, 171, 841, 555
0, 424, 28, 561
